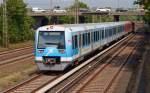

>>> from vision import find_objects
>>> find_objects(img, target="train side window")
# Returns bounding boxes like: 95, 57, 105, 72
96, 31, 98, 41
120, 26, 122, 32
94, 31, 96, 42
115, 27, 116, 35
110, 28, 112, 36
107, 29, 109, 37
82, 33, 86, 47
109, 29, 111, 36
97, 31, 99, 41
79, 34, 82, 48
105, 29, 108, 38
86, 33, 88, 45
99, 29, 101, 40
110, 29, 112, 36
96, 31, 97, 41
110, 28, 113, 36
102, 30, 104, 39
87, 32, 90, 45
122, 25, 124, 32
113, 27, 116, 35
108, 29, 110, 36
118, 26, 120, 33
93, 32, 95, 42
92, 32, 94, 42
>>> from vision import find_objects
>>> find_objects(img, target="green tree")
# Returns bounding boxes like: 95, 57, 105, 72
134, 0, 144, 5
6, 0, 34, 43
69, 0, 89, 10
0, 0, 34, 46
59, 1, 90, 24
0, 6, 3, 45
134, 0, 150, 25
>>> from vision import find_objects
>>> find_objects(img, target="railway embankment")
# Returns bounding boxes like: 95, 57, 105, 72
0, 41, 33, 52
142, 29, 150, 93
126, 27, 150, 93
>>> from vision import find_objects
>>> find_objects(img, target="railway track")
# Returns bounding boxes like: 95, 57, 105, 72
0, 45, 32, 55
3, 73, 61, 93
74, 36, 141, 93
3, 33, 141, 93
34, 33, 140, 93
48, 34, 142, 93
0, 46, 33, 66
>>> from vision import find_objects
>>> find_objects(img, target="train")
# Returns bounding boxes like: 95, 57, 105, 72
34, 21, 134, 71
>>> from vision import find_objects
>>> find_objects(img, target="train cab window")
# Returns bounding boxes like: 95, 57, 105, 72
72, 35, 78, 49
38, 31, 65, 49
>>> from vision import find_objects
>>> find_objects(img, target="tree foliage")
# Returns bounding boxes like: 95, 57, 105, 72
0, 6, 3, 45
134, 0, 150, 25
0, 0, 34, 46
69, 0, 89, 10
134, 0, 144, 5
59, 1, 89, 24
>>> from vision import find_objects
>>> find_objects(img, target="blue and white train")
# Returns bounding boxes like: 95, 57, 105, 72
34, 21, 134, 71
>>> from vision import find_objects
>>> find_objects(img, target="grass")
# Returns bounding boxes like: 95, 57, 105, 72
0, 41, 34, 52
0, 66, 37, 91
0, 59, 37, 92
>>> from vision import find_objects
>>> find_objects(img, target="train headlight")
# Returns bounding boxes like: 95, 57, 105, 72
59, 50, 65, 54
38, 50, 44, 53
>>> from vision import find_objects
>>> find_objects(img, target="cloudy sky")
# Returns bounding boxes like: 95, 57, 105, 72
1, 0, 137, 9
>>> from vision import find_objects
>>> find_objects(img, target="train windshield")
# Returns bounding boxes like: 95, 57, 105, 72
38, 31, 65, 49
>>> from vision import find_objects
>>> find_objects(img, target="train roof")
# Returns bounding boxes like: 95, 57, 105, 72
53, 21, 128, 27
37, 21, 131, 32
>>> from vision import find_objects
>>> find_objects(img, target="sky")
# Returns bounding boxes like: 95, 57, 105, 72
0, 0, 137, 9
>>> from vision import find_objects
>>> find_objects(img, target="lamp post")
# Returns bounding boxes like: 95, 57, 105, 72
3, 0, 8, 47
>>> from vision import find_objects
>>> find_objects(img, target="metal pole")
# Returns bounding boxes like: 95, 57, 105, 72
3, 0, 8, 47
117, 0, 119, 8
99, 15, 101, 22
92, 15, 94, 23
75, 0, 79, 24
49, 0, 52, 24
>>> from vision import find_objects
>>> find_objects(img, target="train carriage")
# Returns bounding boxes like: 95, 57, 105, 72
35, 21, 134, 71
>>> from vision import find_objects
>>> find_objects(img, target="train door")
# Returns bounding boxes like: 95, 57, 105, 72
72, 35, 79, 59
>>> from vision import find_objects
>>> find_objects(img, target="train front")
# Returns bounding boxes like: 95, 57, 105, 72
35, 25, 72, 71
